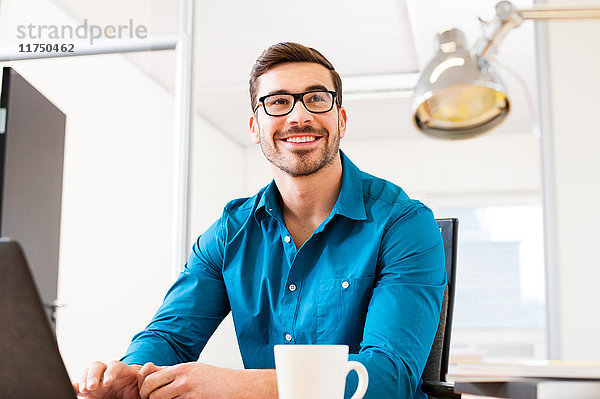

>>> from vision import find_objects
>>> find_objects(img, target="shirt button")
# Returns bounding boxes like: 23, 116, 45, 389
289, 284, 297, 292
342, 281, 350, 289
284, 235, 291, 243
285, 333, 293, 341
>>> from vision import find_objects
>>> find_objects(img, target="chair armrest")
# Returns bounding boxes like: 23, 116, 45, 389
421, 381, 462, 399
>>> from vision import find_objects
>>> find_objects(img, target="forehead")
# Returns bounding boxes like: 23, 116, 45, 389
257, 62, 335, 95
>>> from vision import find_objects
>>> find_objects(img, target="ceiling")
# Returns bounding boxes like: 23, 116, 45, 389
51, 0, 537, 146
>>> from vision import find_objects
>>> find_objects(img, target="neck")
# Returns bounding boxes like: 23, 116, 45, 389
272, 152, 343, 227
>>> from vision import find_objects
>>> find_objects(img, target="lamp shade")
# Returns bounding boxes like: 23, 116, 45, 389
411, 28, 510, 139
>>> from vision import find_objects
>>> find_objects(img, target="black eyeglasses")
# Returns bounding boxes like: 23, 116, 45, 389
254, 90, 338, 116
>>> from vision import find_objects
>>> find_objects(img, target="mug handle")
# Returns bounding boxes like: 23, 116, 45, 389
345, 360, 369, 399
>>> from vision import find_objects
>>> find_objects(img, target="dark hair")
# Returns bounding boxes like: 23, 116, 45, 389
249, 42, 342, 111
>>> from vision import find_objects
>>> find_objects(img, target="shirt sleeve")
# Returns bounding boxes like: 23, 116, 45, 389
345, 203, 446, 399
120, 213, 231, 366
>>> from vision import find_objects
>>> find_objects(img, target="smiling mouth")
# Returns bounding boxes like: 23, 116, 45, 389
281, 136, 321, 143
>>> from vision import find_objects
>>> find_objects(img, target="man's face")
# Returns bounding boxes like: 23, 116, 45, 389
249, 62, 347, 177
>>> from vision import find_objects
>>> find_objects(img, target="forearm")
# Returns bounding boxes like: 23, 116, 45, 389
121, 333, 185, 366
229, 369, 278, 399
347, 351, 414, 399
348, 280, 445, 399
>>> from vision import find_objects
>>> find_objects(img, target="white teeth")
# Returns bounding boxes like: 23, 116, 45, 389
285, 136, 316, 143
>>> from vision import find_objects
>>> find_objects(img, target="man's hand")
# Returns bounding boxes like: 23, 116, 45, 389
138, 362, 233, 399
74, 360, 142, 399
138, 361, 278, 399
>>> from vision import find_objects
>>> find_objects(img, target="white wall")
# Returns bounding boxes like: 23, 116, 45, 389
543, 12, 600, 360
188, 117, 246, 246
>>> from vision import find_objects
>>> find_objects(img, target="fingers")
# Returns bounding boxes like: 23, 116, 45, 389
139, 362, 156, 392
78, 361, 107, 394
140, 378, 181, 399
139, 367, 176, 399
104, 359, 140, 390
140, 362, 162, 379
88, 361, 108, 390
78, 367, 89, 394
77, 360, 134, 394
103, 360, 122, 385
138, 362, 167, 392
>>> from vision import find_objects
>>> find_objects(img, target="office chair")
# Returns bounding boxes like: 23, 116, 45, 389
421, 218, 461, 399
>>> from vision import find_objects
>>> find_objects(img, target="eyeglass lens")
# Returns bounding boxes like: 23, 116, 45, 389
264, 91, 334, 116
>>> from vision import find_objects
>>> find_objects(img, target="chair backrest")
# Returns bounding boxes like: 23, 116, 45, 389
422, 218, 458, 383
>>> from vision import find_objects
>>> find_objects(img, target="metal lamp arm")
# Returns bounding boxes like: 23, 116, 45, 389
518, 5, 600, 20
473, 1, 600, 62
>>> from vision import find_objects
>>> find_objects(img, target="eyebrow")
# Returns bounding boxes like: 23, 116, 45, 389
264, 84, 330, 97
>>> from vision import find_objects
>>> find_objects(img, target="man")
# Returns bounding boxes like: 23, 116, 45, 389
75, 42, 446, 399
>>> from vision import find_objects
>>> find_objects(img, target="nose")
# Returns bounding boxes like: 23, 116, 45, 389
286, 98, 314, 126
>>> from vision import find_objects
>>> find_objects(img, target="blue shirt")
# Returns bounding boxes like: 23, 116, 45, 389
122, 151, 446, 399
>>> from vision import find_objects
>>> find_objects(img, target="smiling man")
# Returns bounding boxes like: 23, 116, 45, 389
75, 42, 446, 399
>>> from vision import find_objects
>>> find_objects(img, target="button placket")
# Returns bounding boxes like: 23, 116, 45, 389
282, 250, 305, 346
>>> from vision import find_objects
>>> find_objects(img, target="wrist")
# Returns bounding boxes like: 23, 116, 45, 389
230, 369, 278, 399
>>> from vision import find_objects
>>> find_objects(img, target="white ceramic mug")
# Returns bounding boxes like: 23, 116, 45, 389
274, 345, 369, 399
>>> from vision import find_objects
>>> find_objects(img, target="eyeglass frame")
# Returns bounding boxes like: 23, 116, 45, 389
253, 90, 339, 117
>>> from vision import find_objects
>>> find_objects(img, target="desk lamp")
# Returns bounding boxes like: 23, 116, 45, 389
411, 1, 600, 139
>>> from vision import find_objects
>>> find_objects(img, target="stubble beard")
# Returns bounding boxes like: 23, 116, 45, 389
258, 124, 340, 178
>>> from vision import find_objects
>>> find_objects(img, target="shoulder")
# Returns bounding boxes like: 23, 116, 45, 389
359, 169, 433, 227
361, 173, 443, 279
361, 170, 410, 205
220, 184, 269, 233
223, 196, 256, 220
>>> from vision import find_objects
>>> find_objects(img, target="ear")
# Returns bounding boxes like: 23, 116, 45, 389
337, 106, 347, 139
249, 112, 261, 144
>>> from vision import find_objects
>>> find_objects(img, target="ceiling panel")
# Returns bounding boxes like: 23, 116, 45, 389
48, 0, 538, 146
194, 0, 419, 89
51, 0, 177, 34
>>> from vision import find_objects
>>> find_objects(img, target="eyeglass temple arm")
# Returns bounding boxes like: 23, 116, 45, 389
472, 1, 600, 63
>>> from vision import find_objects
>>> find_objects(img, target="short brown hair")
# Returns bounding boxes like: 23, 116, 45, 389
249, 42, 342, 111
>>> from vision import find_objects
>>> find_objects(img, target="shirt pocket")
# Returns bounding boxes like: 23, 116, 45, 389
315, 277, 374, 347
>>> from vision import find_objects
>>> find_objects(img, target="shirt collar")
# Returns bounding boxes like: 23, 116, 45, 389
253, 150, 367, 225
332, 150, 367, 221
254, 180, 283, 225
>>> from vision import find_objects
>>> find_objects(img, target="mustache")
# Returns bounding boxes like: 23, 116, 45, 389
275, 125, 328, 139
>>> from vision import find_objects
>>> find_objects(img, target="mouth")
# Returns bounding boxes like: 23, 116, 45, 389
279, 135, 323, 145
